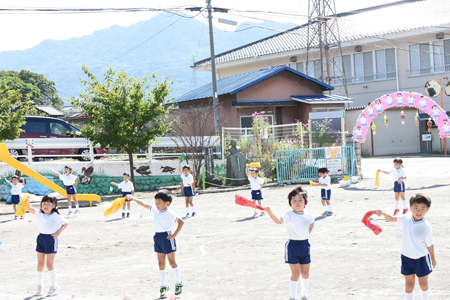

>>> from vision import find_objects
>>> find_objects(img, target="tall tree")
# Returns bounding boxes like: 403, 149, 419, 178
0, 83, 35, 143
70, 66, 173, 185
0, 70, 63, 108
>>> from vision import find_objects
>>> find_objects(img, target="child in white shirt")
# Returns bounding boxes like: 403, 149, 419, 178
4, 175, 26, 220
111, 172, 135, 218
246, 164, 265, 217
378, 157, 408, 215
179, 162, 196, 219
52, 165, 79, 215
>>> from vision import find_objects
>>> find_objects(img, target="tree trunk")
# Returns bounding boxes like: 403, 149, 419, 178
128, 151, 135, 187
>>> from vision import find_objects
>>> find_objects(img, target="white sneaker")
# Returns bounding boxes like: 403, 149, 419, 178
36, 285, 44, 296
47, 286, 59, 297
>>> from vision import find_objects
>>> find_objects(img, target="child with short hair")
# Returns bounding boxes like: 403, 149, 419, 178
265, 186, 314, 300
26, 195, 68, 297
313, 167, 333, 216
127, 192, 184, 298
179, 162, 196, 219
4, 175, 26, 220
246, 164, 265, 217
111, 172, 135, 218
376, 193, 436, 300
52, 166, 79, 215
378, 157, 407, 215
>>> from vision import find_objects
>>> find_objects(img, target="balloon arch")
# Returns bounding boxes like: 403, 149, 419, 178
352, 91, 450, 143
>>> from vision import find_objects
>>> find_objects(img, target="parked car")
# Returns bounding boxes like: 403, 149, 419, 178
6, 116, 108, 161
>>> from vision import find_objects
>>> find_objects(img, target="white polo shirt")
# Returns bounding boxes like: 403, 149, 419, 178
181, 174, 193, 186
389, 168, 406, 181
11, 182, 24, 195
149, 206, 178, 233
118, 181, 134, 192
319, 175, 331, 190
59, 173, 77, 186
280, 210, 314, 240
34, 210, 67, 234
248, 176, 264, 190
397, 214, 433, 259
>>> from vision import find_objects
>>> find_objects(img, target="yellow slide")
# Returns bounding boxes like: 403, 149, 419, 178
0, 143, 101, 206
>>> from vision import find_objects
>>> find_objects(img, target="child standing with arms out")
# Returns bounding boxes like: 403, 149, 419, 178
265, 186, 314, 300
378, 157, 407, 215
26, 195, 68, 297
313, 167, 332, 216
4, 175, 26, 220
52, 166, 79, 215
111, 172, 134, 218
127, 192, 184, 298
376, 193, 436, 300
179, 162, 196, 219
246, 164, 265, 217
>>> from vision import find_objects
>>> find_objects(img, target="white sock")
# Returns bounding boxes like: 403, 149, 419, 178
159, 270, 166, 287
173, 267, 181, 284
122, 209, 126, 213
395, 201, 399, 209
37, 271, 44, 286
300, 278, 309, 297
323, 205, 327, 212
328, 205, 332, 211
405, 292, 413, 300
68, 205, 73, 211
48, 269, 57, 287
191, 206, 195, 213
289, 280, 298, 299
75, 204, 79, 210
186, 207, 189, 214
127, 210, 130, 214
402, 200, 408, 209
420, 289, 429, 300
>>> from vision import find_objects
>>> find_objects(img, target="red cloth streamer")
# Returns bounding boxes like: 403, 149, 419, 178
361, 210, 383, 235
235, 194, 264, 211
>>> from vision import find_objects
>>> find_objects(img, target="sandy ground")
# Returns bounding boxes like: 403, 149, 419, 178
1, 156, 450, 300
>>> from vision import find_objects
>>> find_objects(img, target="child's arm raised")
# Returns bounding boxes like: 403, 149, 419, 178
26, 199, 36, 214
377, 169, 389, 175
178, 161, 183, 174
375, 210, 397, 222
127, 195, 151, 210
167, 218, 184, 240
264, 207, 282, 224
427, 244, 437, 268
51, 170, 60, 176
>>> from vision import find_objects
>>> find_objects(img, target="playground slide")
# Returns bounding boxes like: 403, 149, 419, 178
0, 143, 101, 206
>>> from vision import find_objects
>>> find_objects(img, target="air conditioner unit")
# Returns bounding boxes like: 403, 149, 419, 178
290, 56, 297, 62
436, 32, 444, 39
355, 46, 362, 52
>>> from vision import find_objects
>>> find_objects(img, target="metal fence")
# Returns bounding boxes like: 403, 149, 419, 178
275, 146, 355, 183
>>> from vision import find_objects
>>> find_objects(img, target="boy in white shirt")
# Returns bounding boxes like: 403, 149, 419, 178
5, 175, 26, 220
313, 167, 333, 216
376, 193, 436, 300
111, 172, 135, 218
265, 186, 314, 300
52, 166, 79, 215
127, 192, 185, 298
178, 162, 196, 219
246, 164, 265, 217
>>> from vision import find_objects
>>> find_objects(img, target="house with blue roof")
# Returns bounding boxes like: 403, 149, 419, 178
172, 65, 352, 129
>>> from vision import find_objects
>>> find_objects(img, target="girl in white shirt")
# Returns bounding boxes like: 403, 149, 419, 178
52, 165, 79, 215
26, 195, 68, 297
179, 162, 196, 219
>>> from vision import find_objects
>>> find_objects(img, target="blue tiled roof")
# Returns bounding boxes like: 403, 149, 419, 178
232, 100, 298, 106
172, 66, 333, 103
291, 94, 353, 103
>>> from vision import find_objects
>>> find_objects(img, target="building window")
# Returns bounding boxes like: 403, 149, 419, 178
306, 59, 321, 79
312, 107, 342, 112
409, 43, 431, 75
354, 52, 374, 83
240, 115, 273, 128
288, 62, 305, 73
376, 49, 396, 79
334, 55, 352, 85
433, 40, 450, 73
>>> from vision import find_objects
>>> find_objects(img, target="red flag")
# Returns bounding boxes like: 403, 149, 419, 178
361, 210, 382, 235
235, 194, 264, 211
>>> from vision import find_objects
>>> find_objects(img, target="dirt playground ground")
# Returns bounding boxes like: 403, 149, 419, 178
0, 156, 449, 300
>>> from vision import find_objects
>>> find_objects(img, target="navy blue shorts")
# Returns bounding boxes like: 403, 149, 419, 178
401, 254, 432, 277
154, 231, 177, 254
285, 239, 311, 264
321, 189, 331, 200
394, 181, 405, 193
251, 190, 263, 200
183, 186, 195, 197
11, 194, 20, 205
122, 191, 132, 201
36, 234, 58, 254
66, 185, 77, 195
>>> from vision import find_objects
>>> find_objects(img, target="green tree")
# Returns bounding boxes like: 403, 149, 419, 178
0, 70, 63, 108
70, 66, 173, 185
0, 83, 35, 143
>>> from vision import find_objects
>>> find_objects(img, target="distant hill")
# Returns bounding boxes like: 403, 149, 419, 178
0, 13, 293, 103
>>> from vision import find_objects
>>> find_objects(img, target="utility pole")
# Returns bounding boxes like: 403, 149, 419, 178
206, 0, 221, 136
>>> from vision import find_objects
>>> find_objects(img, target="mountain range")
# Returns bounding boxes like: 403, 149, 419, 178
0, 13, 293, 104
